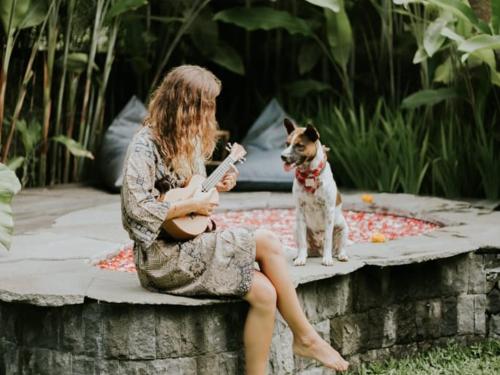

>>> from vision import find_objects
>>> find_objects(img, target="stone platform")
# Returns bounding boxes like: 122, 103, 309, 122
1, 186, 500, 374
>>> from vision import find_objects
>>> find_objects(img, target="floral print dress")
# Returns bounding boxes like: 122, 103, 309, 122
121, 126, 256, 297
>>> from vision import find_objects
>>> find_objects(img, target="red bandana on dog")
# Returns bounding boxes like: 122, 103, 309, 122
295, 157, 327, 194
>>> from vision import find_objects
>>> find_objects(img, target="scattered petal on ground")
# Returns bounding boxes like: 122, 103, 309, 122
97, 209, 440, 273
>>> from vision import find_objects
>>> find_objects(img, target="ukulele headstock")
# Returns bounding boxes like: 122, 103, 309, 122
225, 143, 247, 164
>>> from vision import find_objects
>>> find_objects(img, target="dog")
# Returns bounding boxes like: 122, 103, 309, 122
281, 118, 349, 266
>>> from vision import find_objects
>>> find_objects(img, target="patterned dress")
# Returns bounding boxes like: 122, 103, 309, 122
121, 126, 256, 297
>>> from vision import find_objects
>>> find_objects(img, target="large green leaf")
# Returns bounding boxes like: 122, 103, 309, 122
298, 42, 322, 74
64, 52, 92, 74
401, 88, 458, 108
464, 49, 500, 87
0, 163, 21, 252
304, 0, 340, 13
0, 0, 48, 33
324, 8, 353, 70
52, 136, 94, 159
214, 7, 313, 36
189, 9, 219, 57
106, 0, 147, 21
211, 43, 245, 75
425, 0, 490, 34
458, 34, 500, 54
284, 79, 332, 97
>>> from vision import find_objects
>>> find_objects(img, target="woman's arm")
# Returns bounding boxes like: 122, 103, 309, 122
164, 188, 218, 221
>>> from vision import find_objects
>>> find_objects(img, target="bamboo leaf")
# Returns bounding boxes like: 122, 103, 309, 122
106, 0, 147, 20
298, 42, 322, 74
434, 57, 454, 83
423, 16, 451, 56
401, 88, 458, 108
284, 79, 332, 97
413, 47, 427, 64
493, 0, 500, 34
211, 43, 245, 75
458, 34, 500, 54
304, 0, 340, 13
0, 163, 21, 252
16, 119, 41, 154
52, 136, 94, 160
425, 0, 490, 33
214, 7, 313, 36
440, 26, 465, 42
324, 8, 353, 70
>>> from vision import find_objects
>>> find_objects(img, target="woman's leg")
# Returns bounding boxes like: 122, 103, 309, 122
242, 271, 277, 375
254, 229, 349, 372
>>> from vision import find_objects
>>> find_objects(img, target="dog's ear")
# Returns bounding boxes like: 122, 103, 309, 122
304, 124, 319, 142
284, 118, 296, 135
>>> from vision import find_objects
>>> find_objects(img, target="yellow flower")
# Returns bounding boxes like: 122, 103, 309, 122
361, 194, 374, 204
371, 232, 386, 243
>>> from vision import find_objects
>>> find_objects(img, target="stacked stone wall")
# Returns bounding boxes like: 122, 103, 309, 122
1, 251, 498, 375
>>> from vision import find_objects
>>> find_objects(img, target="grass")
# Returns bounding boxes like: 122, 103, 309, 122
353, 340, 500, 375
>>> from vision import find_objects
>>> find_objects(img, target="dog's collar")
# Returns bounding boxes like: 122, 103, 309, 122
295, 156, 327, 194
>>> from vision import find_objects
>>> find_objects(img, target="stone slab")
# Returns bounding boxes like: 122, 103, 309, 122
1, 185, 500, 307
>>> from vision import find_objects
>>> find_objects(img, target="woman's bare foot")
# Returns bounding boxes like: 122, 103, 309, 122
292, 333, 349, 372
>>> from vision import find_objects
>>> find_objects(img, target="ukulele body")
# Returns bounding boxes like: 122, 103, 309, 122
161, 174, 219, 240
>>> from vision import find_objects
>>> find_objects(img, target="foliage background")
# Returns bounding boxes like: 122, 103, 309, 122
0, 0, 499, 199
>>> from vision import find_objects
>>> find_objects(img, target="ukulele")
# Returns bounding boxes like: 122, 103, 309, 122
161, 143, 247, 240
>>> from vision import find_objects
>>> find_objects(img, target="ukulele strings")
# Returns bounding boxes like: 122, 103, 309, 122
202, 157, 234, 191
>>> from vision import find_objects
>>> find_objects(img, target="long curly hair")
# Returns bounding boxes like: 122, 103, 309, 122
145, 65, 221, 179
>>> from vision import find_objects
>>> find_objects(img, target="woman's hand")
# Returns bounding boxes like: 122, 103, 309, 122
216, 165, 239, 192
192, 188, 219, 216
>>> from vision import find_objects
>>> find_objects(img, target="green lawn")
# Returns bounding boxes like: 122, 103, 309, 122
355, 340, 500, 375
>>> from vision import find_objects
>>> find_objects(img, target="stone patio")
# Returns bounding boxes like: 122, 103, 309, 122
1, 186, 500, 374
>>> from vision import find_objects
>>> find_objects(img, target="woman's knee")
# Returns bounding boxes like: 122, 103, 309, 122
245, 273, 277, 311
256, 229, 283, 257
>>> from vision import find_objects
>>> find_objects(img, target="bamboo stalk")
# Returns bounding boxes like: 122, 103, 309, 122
75, 0, 105, 180
39, 0, 60, 185
0, 0, 18, 149
1, 5, 52, 162
51, 0, 75, 185
88, 15, 119, 154
150, 0, 211, 92
64, 73, 80, 183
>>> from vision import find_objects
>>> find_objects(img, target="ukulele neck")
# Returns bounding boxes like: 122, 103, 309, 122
202, 157, 235, 192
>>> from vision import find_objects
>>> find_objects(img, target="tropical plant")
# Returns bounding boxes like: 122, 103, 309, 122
213, 0, 354, 102
0, 162, 21, 251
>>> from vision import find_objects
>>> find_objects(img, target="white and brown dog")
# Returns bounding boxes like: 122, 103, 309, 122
281, 118, 349, 266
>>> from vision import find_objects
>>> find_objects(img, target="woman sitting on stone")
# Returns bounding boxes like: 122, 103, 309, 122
121, 65, 349, 374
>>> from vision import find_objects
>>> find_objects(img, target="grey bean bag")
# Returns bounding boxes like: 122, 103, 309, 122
236, 99, 294, 191
99, 96, 146, 192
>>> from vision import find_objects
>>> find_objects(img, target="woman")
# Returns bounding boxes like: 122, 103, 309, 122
121, 65, 349, 374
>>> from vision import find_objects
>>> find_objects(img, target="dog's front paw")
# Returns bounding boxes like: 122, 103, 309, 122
336, 250, 349, 262
322, 257, 335, 266
293, 255, 308, 266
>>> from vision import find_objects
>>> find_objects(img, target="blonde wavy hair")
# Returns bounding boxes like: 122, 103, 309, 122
145, 65, 221, 179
